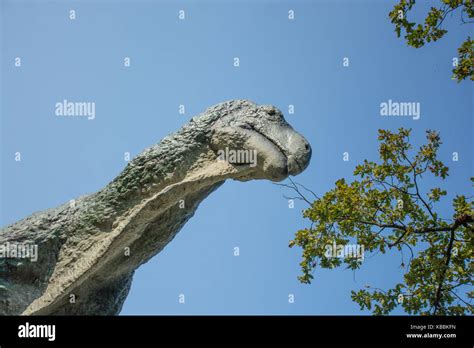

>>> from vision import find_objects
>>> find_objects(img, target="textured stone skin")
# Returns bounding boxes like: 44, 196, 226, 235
0, 100, 311, 315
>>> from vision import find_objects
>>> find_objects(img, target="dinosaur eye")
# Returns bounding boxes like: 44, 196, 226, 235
259, 105, 278, 116
238, 123, 252, 130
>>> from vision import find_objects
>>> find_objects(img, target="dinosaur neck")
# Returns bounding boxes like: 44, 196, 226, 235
20, 122, 232, 315
15, 101, 261, 315
22, 135, 239, 315
80, 119, 218, 233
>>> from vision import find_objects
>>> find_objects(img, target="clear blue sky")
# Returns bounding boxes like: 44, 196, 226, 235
1, 0, 472, 315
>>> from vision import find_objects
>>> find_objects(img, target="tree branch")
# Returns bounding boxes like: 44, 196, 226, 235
433, 229, 456, 314
275, 180, 313, 206
449, 289, 473, 309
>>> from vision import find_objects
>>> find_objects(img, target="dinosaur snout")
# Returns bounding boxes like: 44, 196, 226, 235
286, 132, 312, 176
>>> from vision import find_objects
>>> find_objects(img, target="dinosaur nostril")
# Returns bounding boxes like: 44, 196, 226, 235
305, 143, 309, 150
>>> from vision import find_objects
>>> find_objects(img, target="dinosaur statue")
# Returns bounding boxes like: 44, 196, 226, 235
0, 100, 312, 315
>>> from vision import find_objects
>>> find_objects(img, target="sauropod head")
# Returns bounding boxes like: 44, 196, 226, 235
209, 100, 312, 182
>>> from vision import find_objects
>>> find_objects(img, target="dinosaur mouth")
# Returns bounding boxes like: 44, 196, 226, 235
237, 123, 306, 176
237, 124, 289, 161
